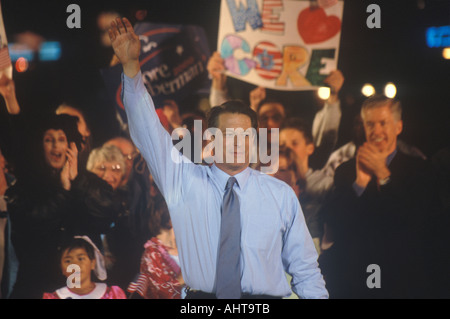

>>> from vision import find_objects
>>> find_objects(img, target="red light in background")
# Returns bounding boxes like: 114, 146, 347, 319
15, 57, 28, 72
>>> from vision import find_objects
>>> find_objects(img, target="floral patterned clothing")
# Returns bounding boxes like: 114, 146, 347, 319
127, 237, 184, 299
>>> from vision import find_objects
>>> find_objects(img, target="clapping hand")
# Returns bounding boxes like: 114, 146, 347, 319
60, 142, 78, 190
355, 142, 391, 188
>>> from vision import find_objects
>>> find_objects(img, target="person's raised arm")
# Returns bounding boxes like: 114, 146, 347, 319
108, 17, 194, 203
0, 75, 20, 115
207, 51, 229, 107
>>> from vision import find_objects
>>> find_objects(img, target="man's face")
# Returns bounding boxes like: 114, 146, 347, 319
362, 105, 403, 154
280, 128, 314, 165
215, 113, 253, 174
257, 103, 285, 130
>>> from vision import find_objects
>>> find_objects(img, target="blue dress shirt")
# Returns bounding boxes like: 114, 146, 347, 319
122, 71, 328, 298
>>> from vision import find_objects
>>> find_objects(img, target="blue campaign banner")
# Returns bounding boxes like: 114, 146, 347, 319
101, 22, 211, 122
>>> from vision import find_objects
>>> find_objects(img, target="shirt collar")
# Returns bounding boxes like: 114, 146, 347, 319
386, 148, 397, 166
55, 283, 107, 299
210, 164, 251, 191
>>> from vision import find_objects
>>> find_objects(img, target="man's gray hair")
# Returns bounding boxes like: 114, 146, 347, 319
361, 94, 402, 122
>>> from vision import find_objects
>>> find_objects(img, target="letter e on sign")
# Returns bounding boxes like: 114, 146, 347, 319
66, 4, 81, 29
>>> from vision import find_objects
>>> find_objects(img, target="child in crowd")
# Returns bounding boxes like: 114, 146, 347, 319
43, 236, 126, 299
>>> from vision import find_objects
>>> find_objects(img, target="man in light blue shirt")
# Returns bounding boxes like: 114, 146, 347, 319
108, 17, 328, 299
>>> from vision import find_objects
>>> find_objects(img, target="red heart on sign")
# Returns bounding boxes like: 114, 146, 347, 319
297, 7, 341, 44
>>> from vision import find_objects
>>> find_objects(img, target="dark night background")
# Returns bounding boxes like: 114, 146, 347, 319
0, 0, 449, 160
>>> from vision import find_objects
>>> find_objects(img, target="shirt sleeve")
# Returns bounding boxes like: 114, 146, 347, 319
312, 100, 341, 148
281, 191, 329, 299
121, 71, 196, 205
209, 87, 230, 107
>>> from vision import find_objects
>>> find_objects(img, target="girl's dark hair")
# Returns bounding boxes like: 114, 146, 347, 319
59, 237, 96, 261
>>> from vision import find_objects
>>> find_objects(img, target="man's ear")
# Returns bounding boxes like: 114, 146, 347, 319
306, 142, 315, 156
396, 120, 403, 136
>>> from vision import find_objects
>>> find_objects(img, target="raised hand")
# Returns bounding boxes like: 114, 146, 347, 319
66, 142, 78, 181
60, 160, 71, 191
60, 142, 78, 191
108, 17, 141, 78
207, 51, 227, 90
323, 70, 344, 103
249, 86, 266, 112
0, 74, 20, 114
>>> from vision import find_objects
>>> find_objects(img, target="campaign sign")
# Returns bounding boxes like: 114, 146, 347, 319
217, 0, 344, 91
101, 22, 211, 122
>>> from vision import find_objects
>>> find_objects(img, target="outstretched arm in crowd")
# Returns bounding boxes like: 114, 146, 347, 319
109, 17, 196, 203
0, 74, 20, 115
207, 51, 229, 107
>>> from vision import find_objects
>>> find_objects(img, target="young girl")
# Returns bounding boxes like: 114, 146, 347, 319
43, 236, 126, 299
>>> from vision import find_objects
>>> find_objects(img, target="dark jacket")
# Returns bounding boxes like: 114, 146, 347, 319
319, 150, 441, 298
6, 170, 120, 299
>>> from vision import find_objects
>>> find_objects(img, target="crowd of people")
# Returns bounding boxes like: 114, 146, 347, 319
0, 13, 448, 300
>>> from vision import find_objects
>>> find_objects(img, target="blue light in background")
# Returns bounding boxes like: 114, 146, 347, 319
426, 26, 450, 48
8, 44, 33, 61
38, 41, 61, 61
7, 41, 62, 62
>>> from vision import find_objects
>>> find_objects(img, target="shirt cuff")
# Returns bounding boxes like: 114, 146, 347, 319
352, 182, 366, 197
122, 70, 143, 94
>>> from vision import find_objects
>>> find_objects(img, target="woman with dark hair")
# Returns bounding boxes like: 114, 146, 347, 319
0, 77, 120, 299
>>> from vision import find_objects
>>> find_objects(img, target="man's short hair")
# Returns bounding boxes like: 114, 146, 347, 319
207, 100, 258, 130
280, 117, 314, 145
361, 94, 402, 122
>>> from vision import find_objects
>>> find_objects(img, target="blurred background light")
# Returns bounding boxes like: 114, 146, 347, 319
38, 41, 61, 61
384, 82, 397, 98
15, 56, 28, 72
317, 86, 331, 100
443, 48, 450, 60
361, 83, 376, 97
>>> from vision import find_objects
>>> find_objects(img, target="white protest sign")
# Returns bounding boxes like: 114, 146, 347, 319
217, 0, 344, 91
0, 0, 12, 79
